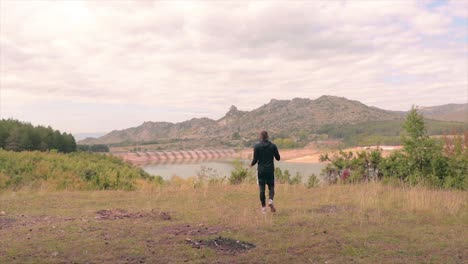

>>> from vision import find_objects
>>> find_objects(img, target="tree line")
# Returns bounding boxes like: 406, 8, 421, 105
0, 119, 77, 153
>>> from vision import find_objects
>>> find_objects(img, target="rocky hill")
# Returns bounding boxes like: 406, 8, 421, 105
80, 96, 404, 145
419, 103, 467, 123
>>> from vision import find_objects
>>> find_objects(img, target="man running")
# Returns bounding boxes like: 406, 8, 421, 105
250, 131, 281, 213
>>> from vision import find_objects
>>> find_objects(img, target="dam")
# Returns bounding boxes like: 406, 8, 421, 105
112, 149, 238, 165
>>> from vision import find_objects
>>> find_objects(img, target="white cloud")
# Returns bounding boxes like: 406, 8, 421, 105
0, 0, 466, 133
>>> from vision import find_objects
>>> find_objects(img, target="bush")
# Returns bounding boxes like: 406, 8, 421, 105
229, 159, 254, 184
147, 175, 165, 185
275, 167, 302, 184
379, 108, 467, 189
0, 150, 154, 191
306, 174, 319, 188
289, 172, 302, 185
275, 167, 289, 184
197, 166, 226, 186
321, 163, 339, 184
230, 162, 302, 185
320, 149, 383, 184
319, 108, 468, 190
229, 168, 249, 185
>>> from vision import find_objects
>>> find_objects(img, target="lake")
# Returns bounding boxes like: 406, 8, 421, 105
142, 159, 326, 180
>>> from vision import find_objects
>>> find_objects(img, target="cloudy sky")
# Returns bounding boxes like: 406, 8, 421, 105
0, 0, 467, 134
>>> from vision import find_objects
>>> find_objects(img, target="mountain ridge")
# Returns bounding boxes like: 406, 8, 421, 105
79, 96, 467, 146
418, 103, 467, 123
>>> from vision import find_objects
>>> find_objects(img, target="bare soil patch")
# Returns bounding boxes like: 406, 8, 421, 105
95, 209, 172, 221
186, 236, 255, 255
313, 205, 354, 214
0, 218, 16, 229
316, 205, 340, 213
163, 224, 224, 236
0, 214, 68, 229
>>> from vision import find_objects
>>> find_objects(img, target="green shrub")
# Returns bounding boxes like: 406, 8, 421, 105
379, 108, 467, 189
229, 168, 249, 184
306, 174, 319, 188
0, 150, 153, 191
229, 159, 254, 184
196, 166, 226, 187
145, 174, 165, 186
275, 167, 289, 184
320, 149, 383, 184
274, 167, 302, 185
289, 172, 302, 185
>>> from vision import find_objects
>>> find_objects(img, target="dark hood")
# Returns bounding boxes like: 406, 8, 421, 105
259, 140, 272, 148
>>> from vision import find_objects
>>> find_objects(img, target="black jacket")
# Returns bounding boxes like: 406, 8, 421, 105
251, 140, 280, 173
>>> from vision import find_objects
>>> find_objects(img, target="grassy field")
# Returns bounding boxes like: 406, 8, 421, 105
1, 182, 467, 264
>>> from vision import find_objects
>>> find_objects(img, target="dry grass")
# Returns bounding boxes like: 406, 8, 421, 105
0, 182, 467, 263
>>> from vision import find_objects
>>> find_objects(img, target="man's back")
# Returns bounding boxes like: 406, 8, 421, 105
251, 140, 280, 173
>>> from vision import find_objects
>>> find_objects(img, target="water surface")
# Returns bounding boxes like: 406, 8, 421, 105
142, 159, 325, 180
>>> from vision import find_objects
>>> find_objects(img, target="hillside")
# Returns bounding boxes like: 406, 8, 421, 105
317, 119, 468, 146
80, 96, 403, 146
419, 103, 468, 123
80, 96, 468, 148
73, 132, 106, 141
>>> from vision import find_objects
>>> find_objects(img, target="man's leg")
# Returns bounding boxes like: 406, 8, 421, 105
266, 175, 276, 212
267, 181, 275, 201
258, 181, 266, 208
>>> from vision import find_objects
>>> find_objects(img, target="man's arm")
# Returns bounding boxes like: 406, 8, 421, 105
250, 146, 258, 167
274, 144, 280, 161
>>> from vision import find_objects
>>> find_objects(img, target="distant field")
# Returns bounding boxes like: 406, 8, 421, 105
1, 183, 466, 263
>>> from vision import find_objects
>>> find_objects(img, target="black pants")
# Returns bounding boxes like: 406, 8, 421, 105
258, 171, 275, 207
